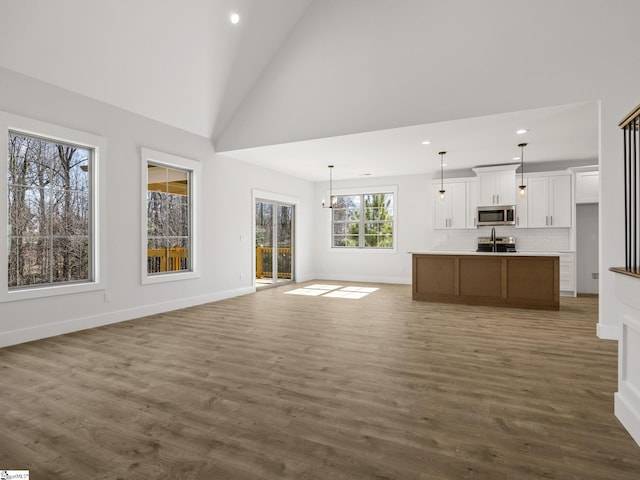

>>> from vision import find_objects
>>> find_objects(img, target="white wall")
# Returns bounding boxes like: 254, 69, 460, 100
313, 174, 429, 284
576, 204, 599, 294
599, 102, 627, 339
0, 67, 315, 348
216, 154, 317, 286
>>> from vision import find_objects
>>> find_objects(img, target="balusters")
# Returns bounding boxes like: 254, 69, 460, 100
620, 107, 640, 273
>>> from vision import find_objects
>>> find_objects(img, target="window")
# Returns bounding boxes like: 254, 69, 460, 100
7, 132, 92, 288
332, 191, 395, 249
141, 148, 199, 284
0, 111, 106, 302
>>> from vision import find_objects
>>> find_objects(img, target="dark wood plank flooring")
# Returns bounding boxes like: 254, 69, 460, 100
0, 282, 638, 479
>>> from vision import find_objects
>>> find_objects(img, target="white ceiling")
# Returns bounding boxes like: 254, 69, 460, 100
0, 1, 604, 182
0, 0, 311, 138
219, 101, 599, 181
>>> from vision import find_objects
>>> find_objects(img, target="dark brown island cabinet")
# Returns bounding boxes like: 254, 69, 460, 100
412, 253, 560, 310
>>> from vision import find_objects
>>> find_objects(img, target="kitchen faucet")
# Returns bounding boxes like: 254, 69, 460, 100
491, 226, 496, 252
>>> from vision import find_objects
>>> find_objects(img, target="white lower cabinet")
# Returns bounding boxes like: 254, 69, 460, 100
559, 252, 576, 296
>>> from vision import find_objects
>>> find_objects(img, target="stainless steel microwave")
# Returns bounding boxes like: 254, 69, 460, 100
477, 205, 516, 226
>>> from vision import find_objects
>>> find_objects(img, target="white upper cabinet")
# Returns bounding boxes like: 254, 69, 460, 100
473, 165, 518, 206
575, 170, 599, 203
432, 180, 475, 229
550, 175, 572, 227
466, 181, 478, 228
526, 174, 572, 228
527, 176, 549, 227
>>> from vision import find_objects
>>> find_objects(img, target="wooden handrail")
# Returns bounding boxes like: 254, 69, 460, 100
619, 103, 640, 128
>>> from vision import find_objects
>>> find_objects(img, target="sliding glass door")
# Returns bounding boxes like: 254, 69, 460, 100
255, 200, 294, 287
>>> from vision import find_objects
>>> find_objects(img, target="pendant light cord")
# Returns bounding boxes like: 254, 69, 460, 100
438, 151, 446, 197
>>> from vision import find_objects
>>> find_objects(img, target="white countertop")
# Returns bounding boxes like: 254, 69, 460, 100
409, 250, 562, 256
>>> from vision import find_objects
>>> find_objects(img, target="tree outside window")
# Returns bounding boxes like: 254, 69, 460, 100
146, 163, 192, 275
7, 132, 91, 289
332, 193, 394, 248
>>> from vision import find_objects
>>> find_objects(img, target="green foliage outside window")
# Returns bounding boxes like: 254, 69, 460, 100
332, 193, 393, 248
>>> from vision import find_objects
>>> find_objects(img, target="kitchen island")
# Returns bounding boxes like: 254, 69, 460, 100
411, 251, 560, 310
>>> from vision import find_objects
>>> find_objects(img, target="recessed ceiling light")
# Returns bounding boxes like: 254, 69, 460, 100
421, 140, 431, 145
513, 156, 521, 161
230, 12, 240, 24
516, 129, 528, 135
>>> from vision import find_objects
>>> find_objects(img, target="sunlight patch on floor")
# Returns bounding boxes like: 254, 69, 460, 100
284, 284, 378, 299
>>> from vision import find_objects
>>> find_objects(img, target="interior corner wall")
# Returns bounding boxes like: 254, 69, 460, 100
215, 153, 316, 286
0, 67, 315, 348
598, 100, 627, 340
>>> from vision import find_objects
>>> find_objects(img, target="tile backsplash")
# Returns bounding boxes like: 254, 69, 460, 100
430, 226, 571, 252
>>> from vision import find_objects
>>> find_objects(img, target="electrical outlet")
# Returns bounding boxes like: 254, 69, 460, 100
240, 273, 244, 280
104, 291, 112, 303
592, 273, 599, 280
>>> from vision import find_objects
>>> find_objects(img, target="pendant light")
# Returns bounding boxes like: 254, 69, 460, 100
438, 151, 446, 199
322, 165, 336, 208
518, 143, 527, 197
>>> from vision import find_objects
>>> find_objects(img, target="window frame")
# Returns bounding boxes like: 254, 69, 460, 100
140, 148, 200, 285
327, 185, 397, 253
0, 111, 107, 302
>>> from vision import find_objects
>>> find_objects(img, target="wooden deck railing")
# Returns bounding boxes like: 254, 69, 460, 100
148, 247, 188, 273
256, 246, 292, 279
147, 246, 292, 278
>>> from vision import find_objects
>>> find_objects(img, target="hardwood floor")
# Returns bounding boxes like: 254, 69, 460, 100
0, 282, 638, 479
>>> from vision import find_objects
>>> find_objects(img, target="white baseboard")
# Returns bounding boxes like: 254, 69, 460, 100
560, 290, 577, 297
315, 273, 411, 285
0, 286, 255, 349
597, 322, 620, 340
615, 392, 640, 447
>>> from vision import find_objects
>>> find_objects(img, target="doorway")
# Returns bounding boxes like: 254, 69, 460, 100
255, 199, 294, 288
576, 203, 599, 294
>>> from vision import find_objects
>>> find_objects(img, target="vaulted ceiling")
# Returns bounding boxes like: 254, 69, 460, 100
2, 0, 634, 181
0, 0, 312, 139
